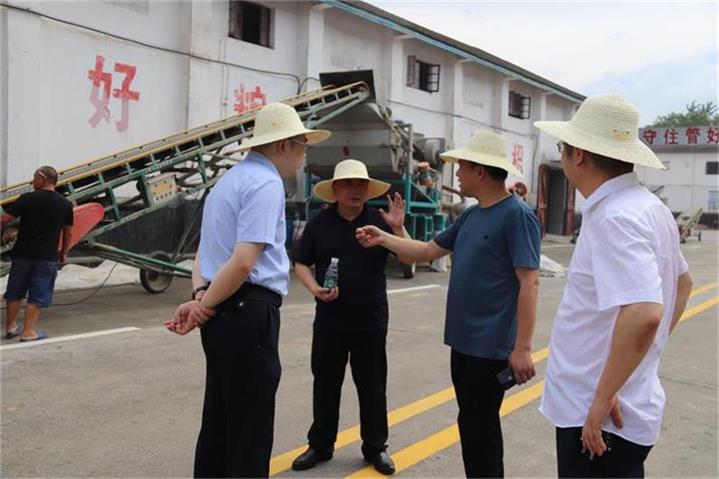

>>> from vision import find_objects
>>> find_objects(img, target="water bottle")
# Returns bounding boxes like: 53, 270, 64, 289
323, 257, 339, 289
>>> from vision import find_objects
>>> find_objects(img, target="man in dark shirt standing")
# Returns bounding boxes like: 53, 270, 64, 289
356, 132, 541, 478
2, 166, 73, 341
291, 159, 408, 475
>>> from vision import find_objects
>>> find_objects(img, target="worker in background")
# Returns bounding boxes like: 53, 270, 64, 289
356, 131, 541, 478
2, 166, 73, 342
291, 159, 409, 476
165, 102, 330, 478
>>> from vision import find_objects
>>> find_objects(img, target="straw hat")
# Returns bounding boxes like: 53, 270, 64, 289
238, 102, 331, 151
313, 159, 391, 203
439, 131, 523, 178
535, 93, 664, 169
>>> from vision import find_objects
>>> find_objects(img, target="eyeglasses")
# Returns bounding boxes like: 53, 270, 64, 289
288, 137, 312, 149
556, 141, 565, 154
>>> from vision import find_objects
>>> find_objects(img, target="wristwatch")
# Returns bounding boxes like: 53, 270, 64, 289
192, 285, 208, 300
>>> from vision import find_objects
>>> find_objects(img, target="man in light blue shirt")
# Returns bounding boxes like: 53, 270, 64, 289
196, 152, 290, 296
166, 102, 330, 478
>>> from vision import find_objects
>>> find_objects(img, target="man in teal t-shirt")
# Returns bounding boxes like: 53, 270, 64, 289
356, 131, 541, 477
434, 190, 540, 359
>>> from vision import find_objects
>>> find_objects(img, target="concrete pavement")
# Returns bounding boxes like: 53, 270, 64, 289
1, 232, 716, 477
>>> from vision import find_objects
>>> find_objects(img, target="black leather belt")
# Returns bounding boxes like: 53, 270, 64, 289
217, 282, 282, 311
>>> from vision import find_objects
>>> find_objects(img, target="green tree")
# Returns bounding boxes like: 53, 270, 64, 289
650, 101, 719, 127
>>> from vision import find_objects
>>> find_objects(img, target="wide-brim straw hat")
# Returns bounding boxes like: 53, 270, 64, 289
439, 131, 523, 178
238, 102, 331, 151
313, 159, 391, 203
535, 93, 664, 169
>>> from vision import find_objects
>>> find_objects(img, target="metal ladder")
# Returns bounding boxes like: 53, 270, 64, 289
1, 81, 371, 290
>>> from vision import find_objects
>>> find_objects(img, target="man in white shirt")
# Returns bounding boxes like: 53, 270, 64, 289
165, 102, 330, 478
535, 93, 693, 478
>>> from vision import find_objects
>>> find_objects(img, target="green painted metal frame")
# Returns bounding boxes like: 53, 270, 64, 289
1, 82, 372, 278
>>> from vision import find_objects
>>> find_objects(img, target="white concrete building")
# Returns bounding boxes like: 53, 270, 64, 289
637, 125, 719, 227
1, 0, 584, 235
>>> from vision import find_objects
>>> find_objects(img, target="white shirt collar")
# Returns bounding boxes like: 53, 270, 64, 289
581, 172, 639, 213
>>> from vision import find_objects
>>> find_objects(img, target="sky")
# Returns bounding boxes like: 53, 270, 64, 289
367, 1, 718, 126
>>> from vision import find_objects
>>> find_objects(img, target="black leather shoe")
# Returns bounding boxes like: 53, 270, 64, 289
291, 448, 333, 471
365, 451, 395, 476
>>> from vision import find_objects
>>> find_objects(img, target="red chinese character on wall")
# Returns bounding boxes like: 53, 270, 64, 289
112, 63, 141, 132
685, 127, 701, 144
87, 55, 113, 128
708, 127, 719, 144
511, 144, 524, 173
234, 84, 267, 114
87, 55, 141, 132
642, 129, 657, 145
664, 128, 678, 145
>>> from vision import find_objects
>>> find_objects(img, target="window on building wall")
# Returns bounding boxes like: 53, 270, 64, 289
407, 55, 440, 93
708, 191, 719, 211
508, 91, 531, 119
706, 161, 718, 175
229, 1, 273, 48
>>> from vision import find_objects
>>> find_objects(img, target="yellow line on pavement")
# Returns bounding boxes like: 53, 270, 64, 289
346, 382, 545, 478
344, 292, 718, 478
689, 282, 718, 298
272, 286, 714, 476
269, 348, 548, 475
679, 295, 719, 323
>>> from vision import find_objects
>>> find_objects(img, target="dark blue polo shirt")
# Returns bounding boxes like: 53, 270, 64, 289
434, 195, 541, 359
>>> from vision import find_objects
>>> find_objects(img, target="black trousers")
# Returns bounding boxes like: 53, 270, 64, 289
450, 349, 508, 478
194, 284, 282, 478
307, 325, 389, 457
556, 427, 653, 478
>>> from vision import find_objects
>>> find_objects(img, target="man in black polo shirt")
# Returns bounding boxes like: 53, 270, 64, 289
291, 159, 409, 476
2, 166, 73, 341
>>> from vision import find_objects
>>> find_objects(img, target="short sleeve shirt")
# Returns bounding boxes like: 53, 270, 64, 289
6, 190, 74, 261
293, 204, 392, 331
197, 152, 289, 296
434, 195, 541, 359
539, 172, 689, 446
